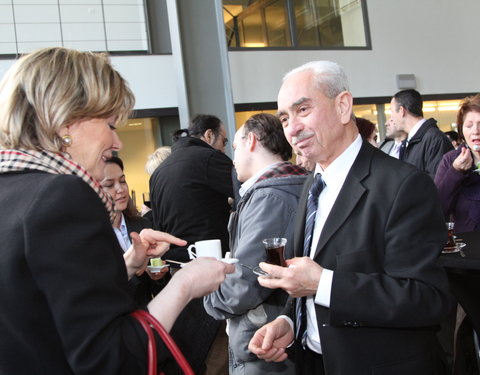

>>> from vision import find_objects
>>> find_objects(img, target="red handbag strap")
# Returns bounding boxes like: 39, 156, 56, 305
132, 311, 158, 375
131, 310, 195, 375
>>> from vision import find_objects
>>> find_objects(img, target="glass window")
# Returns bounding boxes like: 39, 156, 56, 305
0, 0, 148, 55
241, 9, 264, 47
223, 0, 369, 49
265, 0, 291, 47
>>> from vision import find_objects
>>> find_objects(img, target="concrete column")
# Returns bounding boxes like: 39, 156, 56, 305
376, 103, 387, 141
166, 0, 236, 157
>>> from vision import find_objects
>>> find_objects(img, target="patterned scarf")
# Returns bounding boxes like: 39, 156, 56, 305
256, 161, 309, 183
0, 149, 115, 222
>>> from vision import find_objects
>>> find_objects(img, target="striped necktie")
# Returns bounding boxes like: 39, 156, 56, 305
398, 139, 408, 160
295, 173, 325, 345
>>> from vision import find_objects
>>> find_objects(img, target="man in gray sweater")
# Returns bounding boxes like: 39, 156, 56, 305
204, 113, 308, 375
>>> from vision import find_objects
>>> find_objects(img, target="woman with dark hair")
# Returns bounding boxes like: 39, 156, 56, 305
435, 94, 480, 232
102, 156, 169, 306
356, 117, 378, 147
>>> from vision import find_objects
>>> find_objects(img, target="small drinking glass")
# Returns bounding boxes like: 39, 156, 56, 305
442, 222, 457, 253
446, 222, 456, 247
262, 237, 287, 267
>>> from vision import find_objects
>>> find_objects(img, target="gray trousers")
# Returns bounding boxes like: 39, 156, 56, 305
228, 346, 295, 375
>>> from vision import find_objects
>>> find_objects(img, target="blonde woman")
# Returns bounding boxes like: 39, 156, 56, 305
0, 47, 233, 374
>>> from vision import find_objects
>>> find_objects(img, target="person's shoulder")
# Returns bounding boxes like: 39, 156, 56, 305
259, 174, 307, 188
440, 147, 461, 161
370, 146, 422, 176
23, 173, 107, 221
206, 149, 233, 167
16, 172, 89, 194
423, 119, 450, 138
249, 174, 307, 200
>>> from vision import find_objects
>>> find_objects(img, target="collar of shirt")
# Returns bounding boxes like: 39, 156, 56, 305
311, 134, 362, 254
407, 118, 427, 142
389, 140, 403, 158
239, 161, 283, 197
113, 213, 131, 252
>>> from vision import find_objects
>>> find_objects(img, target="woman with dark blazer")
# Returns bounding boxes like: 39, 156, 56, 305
0, 47, 233, 375
102, 156, 170, 306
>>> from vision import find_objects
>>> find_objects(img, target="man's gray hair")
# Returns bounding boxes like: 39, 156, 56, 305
283, 61, 350, 99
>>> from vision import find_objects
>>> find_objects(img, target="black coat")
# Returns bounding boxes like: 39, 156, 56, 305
403, 118, 454, 179
150, 136, 233, 261
0, 171, 169, 374
149, 136, 233, 373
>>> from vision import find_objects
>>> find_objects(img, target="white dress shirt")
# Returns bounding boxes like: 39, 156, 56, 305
113, 213, 131, 252
305, 134, 362, 353
406, 118, 427, 144
389, 141, 403, 159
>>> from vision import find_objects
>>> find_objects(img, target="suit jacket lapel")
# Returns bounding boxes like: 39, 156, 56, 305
314, 142, 372, 258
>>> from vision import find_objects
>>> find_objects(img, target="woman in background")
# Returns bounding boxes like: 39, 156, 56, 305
356, 117, 378, 147
435, 94, 480, 233
102, 156, 169, 306
145, 146, 172, 175
143, 146, 171, 218
0, 47, 233, 374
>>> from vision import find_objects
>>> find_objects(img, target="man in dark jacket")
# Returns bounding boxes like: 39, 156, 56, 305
150, 114, 233, 375
390, 89, 453, 178
150, 114, 233, 262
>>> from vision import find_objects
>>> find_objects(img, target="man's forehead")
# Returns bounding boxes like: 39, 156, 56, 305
234, 126, 244, 139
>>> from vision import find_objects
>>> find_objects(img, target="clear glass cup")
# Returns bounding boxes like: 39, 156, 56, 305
445, 222, 456, 248
262, 237, 287, 267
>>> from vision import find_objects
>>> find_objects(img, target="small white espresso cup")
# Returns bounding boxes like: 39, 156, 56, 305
187, 239, 222, 260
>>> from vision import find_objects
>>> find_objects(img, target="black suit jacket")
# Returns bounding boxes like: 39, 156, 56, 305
0, 171, 170, 374
293, 141, 452, 374
150, 136, 233, 262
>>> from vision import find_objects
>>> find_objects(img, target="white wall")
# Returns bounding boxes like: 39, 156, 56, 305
110, 55, 178, 109
1, 0, 479, 110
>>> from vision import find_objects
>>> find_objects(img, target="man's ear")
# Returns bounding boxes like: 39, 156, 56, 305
337, 91, 353, 124
247, 131, 257, 152
203, 129, 214, 145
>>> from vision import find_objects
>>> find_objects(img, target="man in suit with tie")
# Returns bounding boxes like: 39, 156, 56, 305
248, 61, 453, 375
379, 118, 407, 159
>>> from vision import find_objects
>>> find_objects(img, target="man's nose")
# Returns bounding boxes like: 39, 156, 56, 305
286, 116, 302, 137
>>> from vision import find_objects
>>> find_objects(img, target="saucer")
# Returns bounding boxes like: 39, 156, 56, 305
147, 265, 168, 273
442, 242, 466, 254
221, 258, 239, 264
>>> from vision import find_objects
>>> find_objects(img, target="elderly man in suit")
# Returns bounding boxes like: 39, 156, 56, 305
248, 61, 453, 375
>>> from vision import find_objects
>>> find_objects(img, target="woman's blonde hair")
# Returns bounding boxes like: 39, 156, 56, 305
145, 146, 171, 175
0, 47, 135, 151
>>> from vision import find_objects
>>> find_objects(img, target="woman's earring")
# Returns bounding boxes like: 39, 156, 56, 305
61, 135, 73, 147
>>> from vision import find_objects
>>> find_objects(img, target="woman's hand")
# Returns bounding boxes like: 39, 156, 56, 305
124, 230, 186, 279
174, 258, 235, 300
144, 265, 169, 280
452, 147, 473, 172
147, 258, 235, 331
